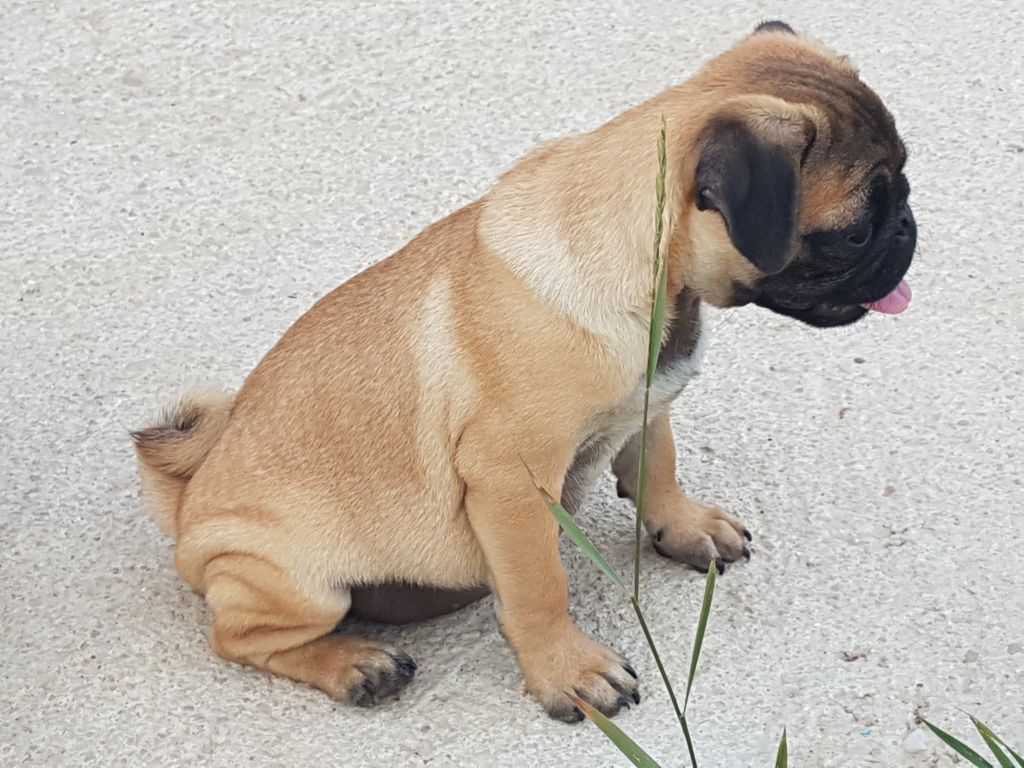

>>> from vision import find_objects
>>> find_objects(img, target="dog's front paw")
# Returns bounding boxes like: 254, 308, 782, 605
519, 626, 639, 723
650, 498, 751, 574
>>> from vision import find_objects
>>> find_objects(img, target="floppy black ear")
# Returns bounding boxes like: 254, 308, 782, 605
694, 120, 799, 275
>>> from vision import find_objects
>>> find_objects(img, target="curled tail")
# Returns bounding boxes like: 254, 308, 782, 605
131, 390, 234, 538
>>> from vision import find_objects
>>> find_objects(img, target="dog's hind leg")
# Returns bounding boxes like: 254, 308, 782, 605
201, 552, 416, 705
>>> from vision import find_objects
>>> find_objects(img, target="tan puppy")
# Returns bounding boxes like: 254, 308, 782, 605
134, 21, 915, 722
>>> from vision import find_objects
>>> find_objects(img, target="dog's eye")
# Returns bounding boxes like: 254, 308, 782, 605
846, 219, 873, 248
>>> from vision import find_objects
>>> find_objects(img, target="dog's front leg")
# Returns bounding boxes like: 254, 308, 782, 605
613, 411, 750, 573
457, 423, 639, 722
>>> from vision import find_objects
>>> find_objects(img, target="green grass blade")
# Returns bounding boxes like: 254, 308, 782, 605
630, 598, 696, 765
997, 738, 1024, 768
774, 728, 788, 768
645, 116, 670, 387
922, 719, 995, 768
646, 254, 669, 384
631, 419, 649, 599
683, 559, 716, 713
1003, 744, 1024, 768
972, 718, 1019, 768
572, 697, 662, 768
633, 116, 671, 600
521, 457, 626, 591
549, 498, 626, 591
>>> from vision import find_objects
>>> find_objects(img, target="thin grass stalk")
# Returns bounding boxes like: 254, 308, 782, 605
633, 115, 670, 600
630, 597, 696, 765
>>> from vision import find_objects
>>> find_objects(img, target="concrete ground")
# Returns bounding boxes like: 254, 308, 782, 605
2, 1, 1022, 766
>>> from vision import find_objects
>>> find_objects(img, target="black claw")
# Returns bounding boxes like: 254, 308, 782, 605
742, 547, 751, 561
601, 671, 639, 705
571, 705, 584, 722
632, 689, 641, 705
743, 528, 753, 542
623, 663, 638, 679
390, 652, 418, 679
616, 481, 629, 498
616, 696, 630, 710
715, 558, 726, 575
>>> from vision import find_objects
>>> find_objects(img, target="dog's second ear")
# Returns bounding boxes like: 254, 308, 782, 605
753, 20, 795, 35
694, 120, 800, 275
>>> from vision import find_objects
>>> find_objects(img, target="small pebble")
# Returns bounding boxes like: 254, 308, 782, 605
854, 356, 866, 364
964, 649, 979, 662
903, 728, 931, 753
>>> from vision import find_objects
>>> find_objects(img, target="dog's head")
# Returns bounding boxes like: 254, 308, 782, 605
679, 21, 915, 327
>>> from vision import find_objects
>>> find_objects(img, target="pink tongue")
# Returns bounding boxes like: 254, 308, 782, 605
861, 279, 912, 314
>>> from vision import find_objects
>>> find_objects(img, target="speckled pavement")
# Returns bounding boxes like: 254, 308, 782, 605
2, 2, 1022, 766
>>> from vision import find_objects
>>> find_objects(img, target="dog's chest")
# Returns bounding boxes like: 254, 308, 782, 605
561, 295, 705, 510
592, 305, 705, 446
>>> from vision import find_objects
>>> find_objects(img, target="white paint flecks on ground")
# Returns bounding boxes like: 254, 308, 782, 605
902, 729, 932, 754
1, 1, 1022, 766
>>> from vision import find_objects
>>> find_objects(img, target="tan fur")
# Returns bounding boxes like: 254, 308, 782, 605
132, 390, 233, 537
613, 412, 749, 567
133, 29, 900, 717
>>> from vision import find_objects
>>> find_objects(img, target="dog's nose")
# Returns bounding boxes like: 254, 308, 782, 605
895, 202, 916, 245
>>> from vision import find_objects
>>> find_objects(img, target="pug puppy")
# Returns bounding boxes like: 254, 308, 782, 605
133, 21, 915, 721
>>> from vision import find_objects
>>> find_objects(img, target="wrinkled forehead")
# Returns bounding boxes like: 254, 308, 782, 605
801, 107, 906, 230
743, 52, 904, 154
740, 51, 906, 231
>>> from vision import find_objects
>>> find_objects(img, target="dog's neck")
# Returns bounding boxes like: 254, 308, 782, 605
478, 90, 708, 371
